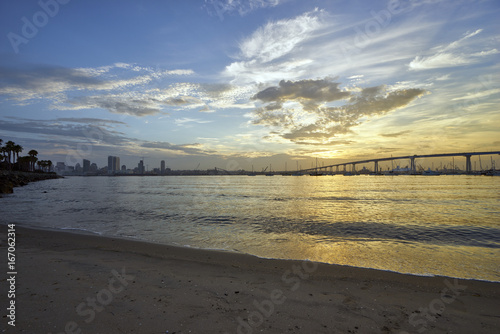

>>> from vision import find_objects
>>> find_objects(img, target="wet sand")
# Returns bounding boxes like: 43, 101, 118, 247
1, 226, 499, 333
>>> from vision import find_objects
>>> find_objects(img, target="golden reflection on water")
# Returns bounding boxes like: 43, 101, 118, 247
208, 175, 500, 281
240, 231, 500, 281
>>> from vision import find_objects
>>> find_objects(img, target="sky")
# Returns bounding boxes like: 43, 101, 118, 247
0, 0, 499, 171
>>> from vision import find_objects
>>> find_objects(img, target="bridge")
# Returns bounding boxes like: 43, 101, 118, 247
301, 151, 500, 174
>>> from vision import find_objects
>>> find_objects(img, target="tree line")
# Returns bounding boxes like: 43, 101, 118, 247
0, 139, 52, 172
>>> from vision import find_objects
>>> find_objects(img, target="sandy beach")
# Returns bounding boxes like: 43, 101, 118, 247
1, 226, 499, 334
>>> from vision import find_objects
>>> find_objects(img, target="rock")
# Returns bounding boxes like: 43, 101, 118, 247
0, 171, 62, 194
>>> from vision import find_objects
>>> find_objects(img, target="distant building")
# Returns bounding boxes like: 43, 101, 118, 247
161, 160, 165, 174
108, 156, 113, 173
90, 163, 98, 172
55, 162, 66, 174
138, 160, 145, 174
107, 156, 120, 174
121, 165, 126, 171
75, 163, 83, 173
83, 159, 90, 173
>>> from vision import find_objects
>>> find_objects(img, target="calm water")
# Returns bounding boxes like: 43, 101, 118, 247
1, 175, 499, 281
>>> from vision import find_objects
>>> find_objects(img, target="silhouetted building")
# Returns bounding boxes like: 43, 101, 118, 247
75, 163, 83, 173
138, 160, 145, 174
161, 160, 165, 174
90, 163, 98, 172
55, 162, 66, 174
108, 156, 120, 174
121, 165, 126, 171
83, 159, 90, 173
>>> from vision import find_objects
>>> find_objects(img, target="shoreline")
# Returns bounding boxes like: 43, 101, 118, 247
16, 223, 500, 284
1, 225, 499, 333
0, 170, 62, 195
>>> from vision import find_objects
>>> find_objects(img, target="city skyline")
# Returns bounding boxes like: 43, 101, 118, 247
0, 0, 499, 170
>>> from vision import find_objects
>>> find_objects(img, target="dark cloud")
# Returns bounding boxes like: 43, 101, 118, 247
252, 79, 351, 105
251, 78, 427, 144
67, 96, 162, 116
342, 86, 427, 117
0, 65, 103, 92
379, 130, 412, 138
0, 118, 130, 146
0, 117, 215, 159
0, 64, 197, 117
293, 139, 354, 146
164, 96, 203, 106
54, 118, 127, 125
140, 142, 214, 155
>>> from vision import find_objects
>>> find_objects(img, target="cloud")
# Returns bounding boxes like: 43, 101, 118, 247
64, 95, 163, 116
140, 141, 214, 155
224, 9, 323, 84
451, 88, 500, 101
0, 63, 195, 115
409, 29, 497, 70
239, 9, 321, 62
204, 0, 282, 19
0, 117, 215, 157
252, 78, 351, 105
379, 130, 412, 138
251, 78, 427, 144
174, 118, 213, 126
0, 117, 130, 146
57, 81, 252, 116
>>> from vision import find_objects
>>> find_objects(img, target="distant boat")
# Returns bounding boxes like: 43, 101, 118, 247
422, 168, 440, 176
265, 164, 274, 176
484, 169, 500, 176
310, 157, 324, 176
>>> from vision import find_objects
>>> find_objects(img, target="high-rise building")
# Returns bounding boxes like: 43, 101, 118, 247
161, 160, 165, 174
55, 162, 66, 174
121, 165, 126, 171
108, 156, 120, 174
108, 156, 113, 174
75, 163, 83, 173
83, 159, 90, 173
138, 160, 145, 174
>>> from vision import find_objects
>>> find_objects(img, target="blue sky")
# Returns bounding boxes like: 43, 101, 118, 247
0, 0, 499, 171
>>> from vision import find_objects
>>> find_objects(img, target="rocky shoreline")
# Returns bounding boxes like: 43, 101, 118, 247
0, 170, 62, 195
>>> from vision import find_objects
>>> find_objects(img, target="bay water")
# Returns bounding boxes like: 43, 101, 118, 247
1, 175, 499, 281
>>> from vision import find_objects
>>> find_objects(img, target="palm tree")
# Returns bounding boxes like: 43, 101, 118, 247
13, 144, 23, 165
28, 150, 38, 171
5, 141, 16, 169
46, 160, 53, 172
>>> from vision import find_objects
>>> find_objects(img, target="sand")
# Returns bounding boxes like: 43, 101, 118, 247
0, 226, 499, 334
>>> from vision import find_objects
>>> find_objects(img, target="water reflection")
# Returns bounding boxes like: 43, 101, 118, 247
1, 175, 499, 281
